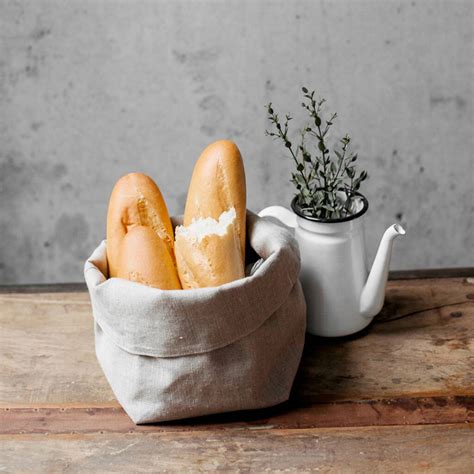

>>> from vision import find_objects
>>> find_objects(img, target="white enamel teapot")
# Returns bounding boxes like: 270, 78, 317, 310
259, 193, 406, 337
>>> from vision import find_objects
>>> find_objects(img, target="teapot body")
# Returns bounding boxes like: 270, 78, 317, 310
260, 195, 405, 337
295, 216, 370, 337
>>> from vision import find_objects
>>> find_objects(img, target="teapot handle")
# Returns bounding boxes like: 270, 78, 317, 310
258, 206, 297, 228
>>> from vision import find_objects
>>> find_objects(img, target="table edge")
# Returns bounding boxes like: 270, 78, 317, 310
0, 267, 473, 293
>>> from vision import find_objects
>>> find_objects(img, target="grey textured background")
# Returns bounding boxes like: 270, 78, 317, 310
0, 0, 472, 284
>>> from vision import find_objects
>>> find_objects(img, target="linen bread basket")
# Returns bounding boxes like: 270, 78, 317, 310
84, 211, 306, 424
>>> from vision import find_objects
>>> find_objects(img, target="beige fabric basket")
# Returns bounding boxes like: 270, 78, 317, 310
84, 211, 306, 424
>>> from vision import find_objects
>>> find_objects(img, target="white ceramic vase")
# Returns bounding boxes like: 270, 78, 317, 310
259, 194, 405, 337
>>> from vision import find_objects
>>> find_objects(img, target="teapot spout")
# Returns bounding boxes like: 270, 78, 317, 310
360, 224, 406, 319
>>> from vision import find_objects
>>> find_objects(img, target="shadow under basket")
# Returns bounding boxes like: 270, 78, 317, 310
84, 211, 306, 424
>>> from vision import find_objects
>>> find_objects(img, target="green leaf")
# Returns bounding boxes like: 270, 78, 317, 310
315, 115, 321, 127
297, 163, 304, 172
318, 141, 325, 152
302, 86, 308, 93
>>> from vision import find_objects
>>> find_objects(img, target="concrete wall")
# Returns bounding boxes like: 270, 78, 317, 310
0, 0, 472, 284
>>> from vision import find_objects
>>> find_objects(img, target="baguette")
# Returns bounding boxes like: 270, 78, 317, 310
175, 208, 244, 289
183, 140, 246, 263
106, 172, 181, 290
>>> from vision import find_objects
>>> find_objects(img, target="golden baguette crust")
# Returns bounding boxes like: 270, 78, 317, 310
183, 140, 246, 263
106, 172, 181, 289
117, 226, 181, 290
175, 219, 245, 289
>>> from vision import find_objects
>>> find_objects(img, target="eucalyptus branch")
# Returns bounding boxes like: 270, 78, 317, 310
265, 105, 312, 193
265, 87, 368, 220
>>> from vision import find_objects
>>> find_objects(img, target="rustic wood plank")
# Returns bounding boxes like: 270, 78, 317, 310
1, 396, 472, 434
294, 277, 474, 403
0, 292, 116, 407
0, 268, 472, 294
1, 277, 473, 409
389, 267, 474, 280
0, 424, 471, 473
0, 283, 88, 294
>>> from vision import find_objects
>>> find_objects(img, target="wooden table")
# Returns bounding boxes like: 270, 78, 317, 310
1, 270, 473, 472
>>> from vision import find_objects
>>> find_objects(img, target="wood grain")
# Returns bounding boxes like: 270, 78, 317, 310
0, 292, 116, 407
0, 283, 88, 294
1, 277, 473, 408
0, 424, 472, 473
0, 267, 472, 294
0, 276, 472, 471
389, 267, 474, 280
1, 396, 471, 434
294, 277, 474, 403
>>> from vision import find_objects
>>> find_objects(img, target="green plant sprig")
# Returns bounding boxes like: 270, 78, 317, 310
265, 87, 368, 220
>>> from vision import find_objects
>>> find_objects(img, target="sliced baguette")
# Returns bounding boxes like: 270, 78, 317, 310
183, 140, 246, 263
175, 208, 244, 289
